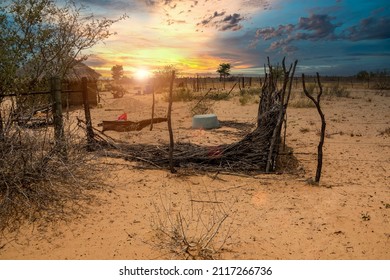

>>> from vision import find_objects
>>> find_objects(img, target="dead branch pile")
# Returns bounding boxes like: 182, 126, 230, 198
91, 59, 298, 173
0, 121, 105, 232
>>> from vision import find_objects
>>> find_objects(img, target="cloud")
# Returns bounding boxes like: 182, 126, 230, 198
297, 14, 338, 39
343, 16, 390, 41
252, 9, 390, 55
220, 13, 244, 31
252, 13, 340, 53
198, 12, 244, 31
254, 24, 294, 40
198, 11, 226, 26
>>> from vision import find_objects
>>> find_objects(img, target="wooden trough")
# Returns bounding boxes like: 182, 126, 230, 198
102, 117, 167, 132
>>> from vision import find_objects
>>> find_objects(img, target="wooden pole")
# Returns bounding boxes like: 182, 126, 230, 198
51, 76, 66, 157
150, 79, 155, 131
302, 73, 326, 183
196, 74, 200, 92
81, 77, 95, 149
167, 70, 176, 173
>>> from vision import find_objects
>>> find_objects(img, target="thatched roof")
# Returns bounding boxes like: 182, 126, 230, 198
64, 62, 101, 81
18, 59, 101, 82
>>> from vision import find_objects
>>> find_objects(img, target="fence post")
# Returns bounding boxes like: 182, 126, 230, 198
81, 77, 95, 149
167, 70, 176, 173
51, 76, 67, 158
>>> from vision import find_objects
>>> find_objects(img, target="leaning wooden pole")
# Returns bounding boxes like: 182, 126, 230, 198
302, 73, 326, 183
167, 70, 176, 173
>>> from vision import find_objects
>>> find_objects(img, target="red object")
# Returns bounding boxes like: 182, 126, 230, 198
117, 113, 127, 121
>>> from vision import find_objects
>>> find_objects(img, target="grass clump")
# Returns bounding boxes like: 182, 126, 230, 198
207, 91, 231, 101
238, 88, 259, 105
289, 98, 315, 108
163, 88, 194, 102
324, 85, 350, 98
239, 94, 255, 105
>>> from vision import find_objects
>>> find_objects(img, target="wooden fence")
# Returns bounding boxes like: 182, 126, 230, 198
0, 76, 95, 156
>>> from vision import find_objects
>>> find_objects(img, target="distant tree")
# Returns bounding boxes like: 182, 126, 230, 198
217, 63, 231, 80
356, 70, 369, 81
217, 63, 231, 89
111, 65, 124, 82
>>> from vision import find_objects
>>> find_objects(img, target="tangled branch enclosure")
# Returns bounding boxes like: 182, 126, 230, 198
96, 59, 298, 173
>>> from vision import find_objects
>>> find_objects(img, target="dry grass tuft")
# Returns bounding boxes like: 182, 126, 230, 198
151, 188, 238, 260
289, 98, 316, 108
378, 127, 390, 137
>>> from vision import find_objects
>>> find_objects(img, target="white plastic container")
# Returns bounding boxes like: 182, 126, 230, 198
192, 114, 220, 129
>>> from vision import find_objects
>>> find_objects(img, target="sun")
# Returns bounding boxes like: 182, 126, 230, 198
135, 68, 150, 80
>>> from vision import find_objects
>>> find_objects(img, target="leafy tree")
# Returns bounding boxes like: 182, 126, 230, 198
217, 63, 231, 80
216, 63, 231, 89
111, 65, 124, 82
0, 0, 126, 94
153, 65, 178, 93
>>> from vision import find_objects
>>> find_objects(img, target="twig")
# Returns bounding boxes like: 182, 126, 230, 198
190, 199, 223, 204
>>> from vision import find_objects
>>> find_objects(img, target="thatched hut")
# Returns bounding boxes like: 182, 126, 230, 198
62, 62, 101, 107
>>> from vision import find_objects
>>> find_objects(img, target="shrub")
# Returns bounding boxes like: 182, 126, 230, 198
289, 98, 315, 108
207, 91, 231, 101
239, 87, 260, 96
163, 88, 194, 102
324, 85, 350, 98
239, 94, 255, 105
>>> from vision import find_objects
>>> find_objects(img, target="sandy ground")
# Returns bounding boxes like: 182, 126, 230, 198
0, 86, 389, 260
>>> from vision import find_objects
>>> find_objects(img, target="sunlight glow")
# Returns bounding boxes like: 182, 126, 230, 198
135, 69, 150, 80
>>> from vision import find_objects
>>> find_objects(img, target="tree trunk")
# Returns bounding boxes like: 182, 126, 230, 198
302, 73, 326, 183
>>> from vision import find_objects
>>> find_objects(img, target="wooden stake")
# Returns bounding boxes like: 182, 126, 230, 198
167, 70, 176, 173
150, 79, 155, 131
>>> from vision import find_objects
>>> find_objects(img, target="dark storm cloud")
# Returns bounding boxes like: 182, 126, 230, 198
220, 13, 244, 31
254, 24, 294, 40
253, 10, 390, 55
198, 12, 244, 31
344, 16, 390, 41
297, 14, 338, 39
252, 13, 340, 53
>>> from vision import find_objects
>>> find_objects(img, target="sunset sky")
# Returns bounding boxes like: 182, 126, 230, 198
81, 0, 390, 77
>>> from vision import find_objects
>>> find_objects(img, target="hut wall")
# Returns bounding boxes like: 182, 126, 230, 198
62, 80, 99, 107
